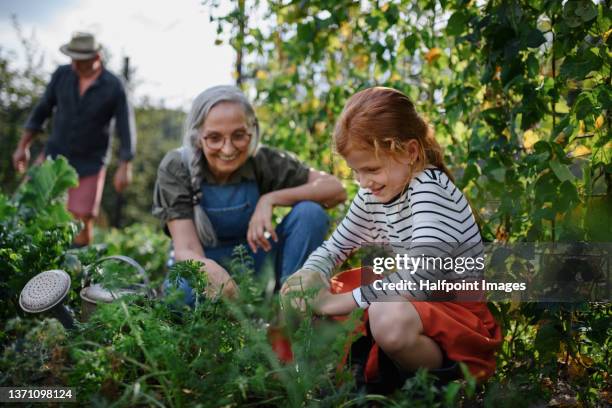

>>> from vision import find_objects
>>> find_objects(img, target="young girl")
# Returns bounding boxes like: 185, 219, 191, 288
281, 87, 501, 384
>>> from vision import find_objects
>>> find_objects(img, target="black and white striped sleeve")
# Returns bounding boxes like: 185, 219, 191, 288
301, 190, 375, 279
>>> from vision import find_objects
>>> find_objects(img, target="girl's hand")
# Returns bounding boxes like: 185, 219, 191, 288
280, 268, 329, 297
247, 193, 278, 253
280, 268, 329, 314
284, 288, 357, 316
312, 291, 358, 316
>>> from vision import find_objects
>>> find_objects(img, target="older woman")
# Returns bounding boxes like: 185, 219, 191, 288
153, 86, 346, 302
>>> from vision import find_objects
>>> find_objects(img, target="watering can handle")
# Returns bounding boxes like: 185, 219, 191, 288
82, 255, 149, 286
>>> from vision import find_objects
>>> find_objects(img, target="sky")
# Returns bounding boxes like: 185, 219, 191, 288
0, 0, 235, 110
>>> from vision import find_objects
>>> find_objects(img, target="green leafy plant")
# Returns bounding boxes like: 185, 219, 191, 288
0, 157, 79, 321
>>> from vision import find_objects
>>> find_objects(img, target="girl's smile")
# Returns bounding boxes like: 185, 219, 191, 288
343, 142, 419, 203
370, 184, 385, 196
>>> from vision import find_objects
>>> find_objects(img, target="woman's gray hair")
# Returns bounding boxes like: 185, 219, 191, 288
182, 85, 260, 248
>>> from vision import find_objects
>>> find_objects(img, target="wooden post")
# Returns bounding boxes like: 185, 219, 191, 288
235, 0, 245, 86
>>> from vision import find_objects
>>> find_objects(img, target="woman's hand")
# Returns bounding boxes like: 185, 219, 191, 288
167, 219, 239, 300
247, 193, 278, 253
202, 258, 239, 299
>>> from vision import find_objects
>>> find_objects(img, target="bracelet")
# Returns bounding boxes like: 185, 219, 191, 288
351, 287, 370, 309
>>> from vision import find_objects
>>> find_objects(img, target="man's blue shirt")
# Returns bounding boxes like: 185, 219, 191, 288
24, 64, 136, 177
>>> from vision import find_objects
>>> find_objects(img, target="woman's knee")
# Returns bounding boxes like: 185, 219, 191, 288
163, 277, 196, 307
287, 201, 329, 230
369, 301, 422, 353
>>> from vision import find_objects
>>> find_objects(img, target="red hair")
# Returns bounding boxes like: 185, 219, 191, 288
334, 87, 454, 182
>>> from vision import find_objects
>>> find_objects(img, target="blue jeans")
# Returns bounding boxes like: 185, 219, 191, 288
164, 201, 329, 307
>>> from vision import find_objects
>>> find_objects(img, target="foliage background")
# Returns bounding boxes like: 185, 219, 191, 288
0, 0, 610, 406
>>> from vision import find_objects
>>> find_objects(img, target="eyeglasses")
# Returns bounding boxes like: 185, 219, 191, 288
202, 131, 252, 151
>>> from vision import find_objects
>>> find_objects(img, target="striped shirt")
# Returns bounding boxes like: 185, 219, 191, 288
302, 165, 484, 304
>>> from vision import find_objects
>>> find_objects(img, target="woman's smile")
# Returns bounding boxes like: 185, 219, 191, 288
217, 153, 239, 162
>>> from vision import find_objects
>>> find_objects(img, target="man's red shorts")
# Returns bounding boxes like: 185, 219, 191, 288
67, 168, 106, 218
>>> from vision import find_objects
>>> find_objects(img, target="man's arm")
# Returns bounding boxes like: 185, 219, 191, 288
13, 68, 60, 172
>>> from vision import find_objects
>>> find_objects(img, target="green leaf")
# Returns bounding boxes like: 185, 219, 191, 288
572, 91, 596, 120
526, 53, 540, 77
384, 4, 399, 26
534, 141, 552, 160
385, 35, 395, 50
403, 33, 418, 53
563, 0, 597, 27
550, 159, 577, 182
297, 22, 315, 43
534, 207, 555, 220
462, 162, 481, 185
0, 193, 16, 219
18, 156, 78, 212
489, 167, 506, 183
444, 382, 461, 406
560, 49, 603, 79
535, 171, 559, 203
481, 107, 506, 133
555, 180, 580, 212
595, 85, 611, 110
446, 11, 469, 36
535, 321, 561, 355
501, 58, 523, 86
523, 28, 546, 48
574, 0, 598, 21
365, 15, 379, 29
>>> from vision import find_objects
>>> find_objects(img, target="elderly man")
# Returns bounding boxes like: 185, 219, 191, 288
12, 31, 136, 246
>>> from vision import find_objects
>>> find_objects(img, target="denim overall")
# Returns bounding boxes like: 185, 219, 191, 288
200, 180, 263, 268
164, 180, 329, 307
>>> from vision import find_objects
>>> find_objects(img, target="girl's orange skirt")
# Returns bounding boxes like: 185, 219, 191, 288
330, 267, 503, 382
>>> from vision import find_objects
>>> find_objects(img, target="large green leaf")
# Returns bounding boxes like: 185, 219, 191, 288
534, 321, 562, 355
555, 180, 580, 213
522, 27, 546, 48
17, 156, 78, 213
571, 91, 598, 120
560, 49, 603, 80
550, 160, 577, 182
446, 11, 469, 36
563, 0, 598, 27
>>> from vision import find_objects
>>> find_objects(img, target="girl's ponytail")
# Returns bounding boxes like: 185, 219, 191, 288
422, 127, 455, 184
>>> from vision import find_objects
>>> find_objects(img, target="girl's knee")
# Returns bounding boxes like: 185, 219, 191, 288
369, 302, 422, 353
